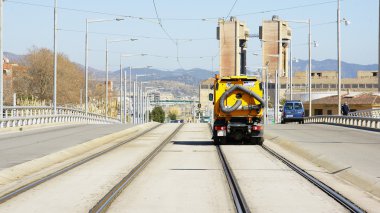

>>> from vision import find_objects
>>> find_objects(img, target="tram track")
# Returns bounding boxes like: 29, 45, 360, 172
209, 123, 365, 212
262, 144, 366, 213
216, 145, 251, 213
0, 124, 162, 204
89, 123, 184, 213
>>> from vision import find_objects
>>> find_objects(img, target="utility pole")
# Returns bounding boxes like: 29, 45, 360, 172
53, 0, 58, 115
84, 19, 89, 115
133, 81, 136, 124
124, 68, 127, 123
308, 19, 312, 117
105, 40, 109, 119
119, 57, 122, 122
265, 67, 269, 124
129, 66, 132, 123
338, 0, 342, 115
289, 40, 293, 100
275, 20, 282, 123
0, 0, 3, 119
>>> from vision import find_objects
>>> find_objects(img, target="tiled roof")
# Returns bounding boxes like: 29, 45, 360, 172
305, 93, 380, 105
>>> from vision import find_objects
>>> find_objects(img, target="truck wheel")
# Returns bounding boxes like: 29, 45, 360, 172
251, 137, 263, 146
213, 138, 220, 145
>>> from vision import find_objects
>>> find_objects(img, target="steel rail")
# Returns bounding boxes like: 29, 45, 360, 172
262, 145, 366, 213
0, 124, 162, 204
208, 123, 250, 213
89, 123, 184, 213
216, 145, 251, 213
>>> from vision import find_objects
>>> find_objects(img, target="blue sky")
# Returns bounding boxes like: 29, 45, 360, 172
3, 0, 379, 71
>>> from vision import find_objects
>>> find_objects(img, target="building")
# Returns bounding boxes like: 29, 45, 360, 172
2, 58, 28, 105
199, 78, 214, 118
217, 17, 249, 77
259, 15, 292, 78
304, 93, 380, 116
291, 70, 378, 93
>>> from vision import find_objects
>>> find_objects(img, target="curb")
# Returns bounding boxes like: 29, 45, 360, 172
264, 132, 380, 198
0, 122, 160, 196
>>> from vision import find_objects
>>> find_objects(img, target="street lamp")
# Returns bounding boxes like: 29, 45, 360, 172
0, 0, 3, 118
120, 54, 148, 120
135, 76, 153, 124
124, 65, 151, 124
105, 38, 137, 119
337, 1, 350, 115
84, 17, 124, 115
253, 52, 280, 123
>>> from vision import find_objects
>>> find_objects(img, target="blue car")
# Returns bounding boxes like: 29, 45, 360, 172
281, 100, 305, 124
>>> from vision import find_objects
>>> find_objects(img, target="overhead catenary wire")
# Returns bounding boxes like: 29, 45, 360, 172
6, 0, 341, 21
152, 0, 184, 70
225, 0, 239, 20
58, 28, 214, 41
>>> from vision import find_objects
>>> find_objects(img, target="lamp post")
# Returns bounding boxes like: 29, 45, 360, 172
308, 18, 312, 117
53, 0, 57, 115
84, 18, 123, 115
253, 53, 279, 123
105, 39, 137, 119
0, 0, 4, 118
135, 75, 151, 124
119, 54, 148, 123
337, 1, 351, 115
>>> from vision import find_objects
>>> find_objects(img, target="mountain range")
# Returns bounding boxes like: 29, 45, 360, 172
4, 52, 378, 84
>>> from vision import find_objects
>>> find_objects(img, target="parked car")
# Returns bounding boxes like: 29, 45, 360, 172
281, 100, 305, 124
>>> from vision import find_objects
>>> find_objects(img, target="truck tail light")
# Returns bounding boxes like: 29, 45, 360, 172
215, 126, 226, 131
252, 125, 263, 131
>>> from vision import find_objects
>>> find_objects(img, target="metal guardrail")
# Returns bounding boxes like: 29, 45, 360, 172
304, 115, 380, 130
348, 108, 380, 118
1, 106, 120, 128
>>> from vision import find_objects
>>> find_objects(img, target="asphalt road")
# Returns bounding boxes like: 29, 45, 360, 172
264, 123, 380, 180
0, 124, 133, 169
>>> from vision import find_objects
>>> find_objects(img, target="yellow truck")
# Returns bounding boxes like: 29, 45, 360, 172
210, 75, 265, 145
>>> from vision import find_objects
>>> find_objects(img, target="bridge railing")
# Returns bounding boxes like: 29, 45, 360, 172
304, 115, 380, 130
1, 106, 120, 128
348, 108, 380, 118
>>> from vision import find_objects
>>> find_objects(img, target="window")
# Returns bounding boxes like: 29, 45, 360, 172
366, 84, 373, 88
330, 84, 336, 88
352, 84, 358, 88
359, 84, 365, 88
284, 103, 293, 110
314, 109, 323, 115
323, 84, 329, 88
373, 72, 377, 77
294, 103, 303, 110
327, 110, 332, 115
344, 84, 351, 88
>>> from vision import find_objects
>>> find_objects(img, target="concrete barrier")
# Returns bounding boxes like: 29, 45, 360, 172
0, 122, 160, 197
264, 132, 380, 198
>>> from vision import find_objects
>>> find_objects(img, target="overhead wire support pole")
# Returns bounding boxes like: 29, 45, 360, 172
105, 39, 109, 119
84, 19, 89, 115
129, 66, 132, 123
308, 18, 312, 117
119, 55, 123, 123
289, 40, 293, 100
53, 0, 58, 115
0, 0, 3, 119
124, 67, 127, 123
337, 0, 342, 115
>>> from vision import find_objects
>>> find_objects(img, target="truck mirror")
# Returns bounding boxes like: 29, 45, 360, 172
209, 93, 213, 101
